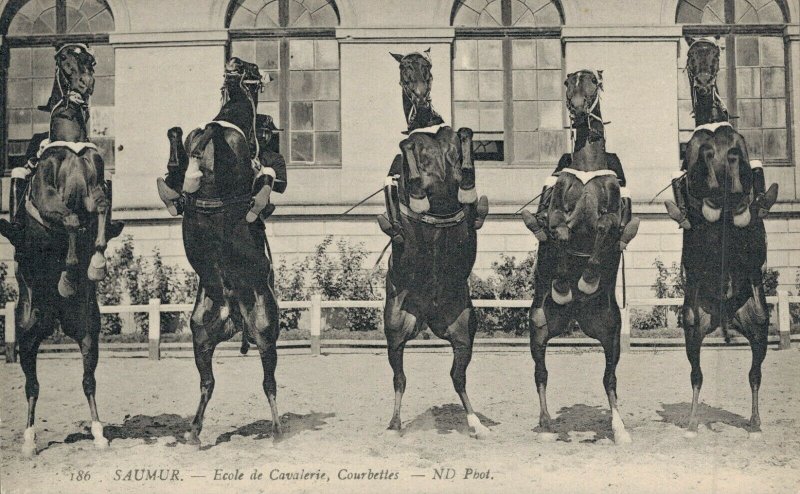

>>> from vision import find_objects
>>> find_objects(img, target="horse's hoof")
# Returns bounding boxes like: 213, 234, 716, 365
614, 429, 632, 445
387, 417, 402, 432
88, 253, 107, 281
733, 208, 751, 228
748, 431, 763, 440
578, 274, 600, 295
58, 273, 76, 298
182, 167, 202, 194
409, 195, 430, 214
551, 282, 572, 305
555, 225, 570, 241
702, 201, 721, 223
184, 431, 201, 447
684, 429, 698, 439
22, 427, 37, 458
537, 432, 558, 443
92, 421, 109, 449
467, 414, 490, 440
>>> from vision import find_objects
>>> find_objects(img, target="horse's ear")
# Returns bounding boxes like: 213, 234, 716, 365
423, 47, 432, 61
390, 52, 405, 63
684, 35, 696, 46
596, 70, 604, 82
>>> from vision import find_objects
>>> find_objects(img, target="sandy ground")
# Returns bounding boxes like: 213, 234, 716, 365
1, 346, 798, 494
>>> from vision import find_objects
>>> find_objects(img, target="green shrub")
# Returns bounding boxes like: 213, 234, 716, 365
273, 256, 308, 331
470, 253, 536, 336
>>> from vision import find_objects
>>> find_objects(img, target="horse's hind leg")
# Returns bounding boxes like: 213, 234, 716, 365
77, 331, 109, 449
530, 305, 555, 435
186, 289, 223, 446
682, 299, 708, 438
18, 329, 44, 457
732, 289, 768, 437
448, 308, 490, 439
593, 309, 631, 444
244, 289, 283, 436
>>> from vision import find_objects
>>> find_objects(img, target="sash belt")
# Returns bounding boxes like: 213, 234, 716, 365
399, 203, 466, 228
184, 194, 252, 215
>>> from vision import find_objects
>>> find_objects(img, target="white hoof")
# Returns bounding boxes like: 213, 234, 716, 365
702, 202, 721, 222
551, 284, 572, 305
748, 431, 762, 440
87, 252, 106, 281
537, 432, 558, 443
58, 272, 76, 298
733, 209, 751, 228
684, 430, 698, 439
458, 187, 478, 204
611, 409, 632, 444
467, 414, 490, 439
578, 275, 599, 295
409, 195, 430, 214
22, 427, 37, 457
614, 428, 632, 444
92, 421, 109, 449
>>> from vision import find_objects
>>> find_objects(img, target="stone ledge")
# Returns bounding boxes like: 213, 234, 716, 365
562, 25, 683, 42
336, 27, 454, 43
109, 30, 229, 48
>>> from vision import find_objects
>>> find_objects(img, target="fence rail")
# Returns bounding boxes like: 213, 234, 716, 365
3, 292, 797, 362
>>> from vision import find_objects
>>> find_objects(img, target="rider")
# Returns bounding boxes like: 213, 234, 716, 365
1, 133, 124, 248
157, 113, 287, 219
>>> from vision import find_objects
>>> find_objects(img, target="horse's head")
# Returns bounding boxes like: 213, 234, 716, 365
223, 57, 264, 102
685, 36, 722, 97
565, 70, 603, 120
55, 43, 96, 100
391, 49, 444, 132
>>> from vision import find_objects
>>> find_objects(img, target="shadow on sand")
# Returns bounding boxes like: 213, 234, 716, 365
403, 403, 500, 436
210, 411, 335, 448
657, 402, 753, 432
41, 414, 193, 452
533, 403, 613, 443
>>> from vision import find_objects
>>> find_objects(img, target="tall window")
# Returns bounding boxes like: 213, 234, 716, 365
451, 0, 564, 166
677, 0, 790, 164
227, 0, 340, 167
1, 0, 115, 173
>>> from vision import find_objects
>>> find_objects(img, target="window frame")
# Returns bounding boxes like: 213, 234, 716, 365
1, 0, 113, 174
451, 0, 565, 168
227, 0, 341, 169
678, 0, 792, 166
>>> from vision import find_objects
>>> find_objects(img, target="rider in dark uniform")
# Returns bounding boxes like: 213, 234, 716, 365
253, 114, 287, 219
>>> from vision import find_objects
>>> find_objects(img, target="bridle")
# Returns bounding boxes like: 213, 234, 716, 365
221, 66, 264, 159
686, 38, 728, 118
51, 43, 94, 135
566, 70, 605, 141
398, 55, 434, 128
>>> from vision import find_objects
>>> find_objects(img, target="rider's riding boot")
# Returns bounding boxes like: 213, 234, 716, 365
247, 170, 275, 223
157, 127, 189, 216
750, 160, 778, 219
618, 190, 640, 251
379, 175, 404, 245
522, 176, 556, 242
665, 171, 691, 229
0, 170, 31, 247
104, 180, 125, 240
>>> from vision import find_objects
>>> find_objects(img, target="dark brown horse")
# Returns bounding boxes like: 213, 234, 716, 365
2, 43, 115, 456
157, 58, 282, 446
666, 37, 778, 438
526, 70, 638, 444
382, 51, 490, 438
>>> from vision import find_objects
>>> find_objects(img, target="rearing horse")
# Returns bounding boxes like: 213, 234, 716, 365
527, 70, 638, 444
381, 50, 491, 438
157, 58, 282, 446
3, 43, 115, 457
665, 37, 778, 438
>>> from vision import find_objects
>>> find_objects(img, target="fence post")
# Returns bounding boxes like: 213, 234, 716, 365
148, 298, 161, 360
778, 290, 791, 350
5, 301, 16, 363
620, 306, 631, 353
310, 294, 322, 356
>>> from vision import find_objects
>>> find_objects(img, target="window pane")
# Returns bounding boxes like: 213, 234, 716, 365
761, 67, 784, 98
260, 72, 281, 102
737, 99, 762, 128
231, 40, 256, 64
454, 71, 479, 101
736, 68, 760, 98
32, 78, 52, 109
259, 102, 280, 128
759, 37, 783, 66
479, 102, 504, 132
539, 130, 567, 163
763, 129, 786, 159
290, 132, 314, 162
512, 40, 536, 69
315, 132, 340, 163
290, 40, 315, 69
537, 69, 561, 100
514, 131, 540, 162
290, 101, 313, 130
453, 101, 480, 130
93, 45, 114, 77
513, 101, 538, 131
289, 71, 315, 100
478, 40, 503, 70
92, 76, 114, 105
761, 98, 785, 128
454, 40, 478, 70
7, 80, 32, 109
512, 70, 537, 100
736, 37, 760, 66
8, 49, 32, 78
315, 40, 339, 69
32, 46, 54, 77
538, 100, 562, 129
314, 101, 339, 131
537, 39, 560, 69
256, 40, 281, 70
8, 109, 33, 140
315, 70, 339, 100
478, 70, 504, 101
739, 129, 763, 160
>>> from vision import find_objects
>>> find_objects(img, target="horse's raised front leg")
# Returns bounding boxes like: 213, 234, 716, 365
447, 308, 490, 439
579, 211, 620, 295
87, 185, 108, 281
58, 216, 81, 298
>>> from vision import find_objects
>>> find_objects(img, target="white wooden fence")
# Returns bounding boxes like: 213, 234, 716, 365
2, 292, 797, 362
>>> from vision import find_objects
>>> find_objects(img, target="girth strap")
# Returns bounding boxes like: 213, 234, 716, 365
399, 203, 466, 227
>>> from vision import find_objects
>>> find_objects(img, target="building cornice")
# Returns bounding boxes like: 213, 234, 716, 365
562, 25, 684, 43
336, 27, 455, 43
109, 30, 229, 48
